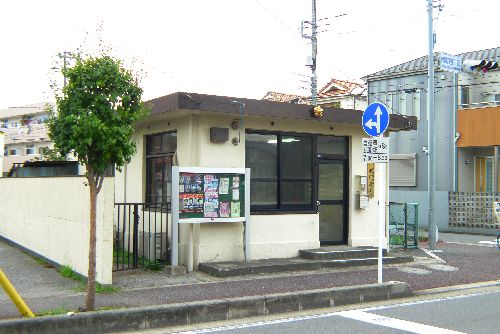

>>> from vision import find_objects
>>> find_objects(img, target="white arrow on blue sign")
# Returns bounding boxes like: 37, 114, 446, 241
362, 103, 390, 137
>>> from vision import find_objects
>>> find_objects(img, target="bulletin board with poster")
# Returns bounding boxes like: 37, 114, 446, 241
171, 167, 251, 267
178, 172, 245, 220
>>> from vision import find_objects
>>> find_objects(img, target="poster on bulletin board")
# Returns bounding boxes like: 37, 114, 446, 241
172, 167, 249, 223
178, 172, 245, 220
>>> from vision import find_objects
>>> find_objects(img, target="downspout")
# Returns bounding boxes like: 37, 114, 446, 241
453, 73, 458, 192
123, 161, 127, 203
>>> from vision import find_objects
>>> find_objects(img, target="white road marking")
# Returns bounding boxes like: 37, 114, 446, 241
337, 310, 465, 334
421, 248, 446, 262
478, 241, 497, 245
172, 289, 500, 334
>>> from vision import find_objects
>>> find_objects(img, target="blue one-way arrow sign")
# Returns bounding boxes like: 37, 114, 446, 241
362, 103, 390, 137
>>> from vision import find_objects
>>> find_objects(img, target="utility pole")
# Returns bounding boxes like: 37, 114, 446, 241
427, 0, 437, 249
311, 0, 318, 106
59, 51, 73, 88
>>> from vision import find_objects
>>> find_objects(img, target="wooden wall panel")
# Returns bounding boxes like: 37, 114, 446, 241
457, 106, 500, 147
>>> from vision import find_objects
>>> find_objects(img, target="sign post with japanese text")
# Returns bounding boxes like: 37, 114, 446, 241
362, 137, 389, 163
362, 103, 390, 284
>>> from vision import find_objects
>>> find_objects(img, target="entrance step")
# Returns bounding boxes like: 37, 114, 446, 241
198, 254, 414, 277
299, 246, 388, 260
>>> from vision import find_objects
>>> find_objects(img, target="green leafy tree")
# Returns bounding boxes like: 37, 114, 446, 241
48, 54, 148, 311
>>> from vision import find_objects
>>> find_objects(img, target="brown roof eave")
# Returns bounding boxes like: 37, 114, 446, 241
146, 92, 416, 132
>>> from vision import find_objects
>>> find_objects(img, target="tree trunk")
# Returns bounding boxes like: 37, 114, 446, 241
85, 168, 97, 311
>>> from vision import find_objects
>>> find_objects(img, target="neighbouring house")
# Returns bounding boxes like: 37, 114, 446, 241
0, 103, 54, 176
262, 78, 368, 111
363, 46, 500, 232
261, 91, 308, 104
114, 91, 416, 268
316, 78, 368, 110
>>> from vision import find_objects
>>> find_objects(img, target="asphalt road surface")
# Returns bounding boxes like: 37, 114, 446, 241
136, 286, 500, 334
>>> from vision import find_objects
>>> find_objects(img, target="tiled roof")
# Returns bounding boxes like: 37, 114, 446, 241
317, 78, 366, 97
4, 124, 50, 145
261, 91, 308, 104
262, 79, 366, 104
0, 102, 53, 119
363, 46, 500, 80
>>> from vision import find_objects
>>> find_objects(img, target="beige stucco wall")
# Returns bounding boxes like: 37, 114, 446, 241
0, 131, 4, 176
116, 111, 388, 267
0, 177, 114, 284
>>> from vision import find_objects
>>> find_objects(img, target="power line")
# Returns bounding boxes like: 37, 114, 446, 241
368, 80, 500, 95
254, 0, 302, 38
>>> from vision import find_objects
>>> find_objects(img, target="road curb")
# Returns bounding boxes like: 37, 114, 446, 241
415, 280, 500, 296
0, 281, 411, 334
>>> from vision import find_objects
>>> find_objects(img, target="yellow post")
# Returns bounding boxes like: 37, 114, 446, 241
0, 268, 35, 317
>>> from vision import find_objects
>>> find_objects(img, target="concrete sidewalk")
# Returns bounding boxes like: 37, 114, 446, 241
1, 233, 500, 333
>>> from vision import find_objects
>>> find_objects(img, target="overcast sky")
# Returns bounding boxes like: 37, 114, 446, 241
1, 0, 498, 109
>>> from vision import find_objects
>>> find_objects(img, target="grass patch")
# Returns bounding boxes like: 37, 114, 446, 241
74, 282, 121, 294
31, 255, 54, 268
96, 283, 120, 294
37, 306, 75, 316
59, 265, 84, 282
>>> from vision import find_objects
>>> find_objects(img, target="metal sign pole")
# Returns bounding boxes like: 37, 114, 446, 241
362, 103, 390, 284
244, 168, 251, 261
378, 154, 386, 283
171, 167, 179, 267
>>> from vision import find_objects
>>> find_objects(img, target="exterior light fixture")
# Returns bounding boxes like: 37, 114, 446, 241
311, 105, 323, 118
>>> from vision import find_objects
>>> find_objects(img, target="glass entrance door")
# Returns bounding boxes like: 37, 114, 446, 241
318, 160, 347, 244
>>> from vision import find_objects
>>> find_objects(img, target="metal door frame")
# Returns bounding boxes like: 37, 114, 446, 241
316, 158, 349, 245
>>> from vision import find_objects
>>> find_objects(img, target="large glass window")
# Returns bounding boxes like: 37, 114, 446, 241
245, 133, 278, 207
245, 132, 313, 210
145, 131, 176, 205
317, 136, 347, 156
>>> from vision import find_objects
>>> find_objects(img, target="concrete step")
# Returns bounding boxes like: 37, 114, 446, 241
299, 247, 388, 260
198, 255, 414, 277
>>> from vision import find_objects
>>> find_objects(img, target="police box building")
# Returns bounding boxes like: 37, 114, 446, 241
114, 92, 416, 269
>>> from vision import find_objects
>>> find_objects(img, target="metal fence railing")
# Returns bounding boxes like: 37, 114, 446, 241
114, 202, 170, 271
389, 202, 418, 249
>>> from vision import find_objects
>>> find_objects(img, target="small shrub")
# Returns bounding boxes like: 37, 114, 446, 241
143, 259, 165, 272
390, 235, 404, 245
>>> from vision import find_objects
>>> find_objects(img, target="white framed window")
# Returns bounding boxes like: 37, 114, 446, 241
481, 91, 500, 107
26, 144, 35, 155
389, 154, 417, 187
460, 86, 469, 108
9, 148, 19, 156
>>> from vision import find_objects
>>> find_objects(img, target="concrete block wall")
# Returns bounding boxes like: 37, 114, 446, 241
0, 176, 114, 284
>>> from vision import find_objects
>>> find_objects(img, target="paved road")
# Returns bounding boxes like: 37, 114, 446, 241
154, 286, 500, 334
2, 233, 500, 320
